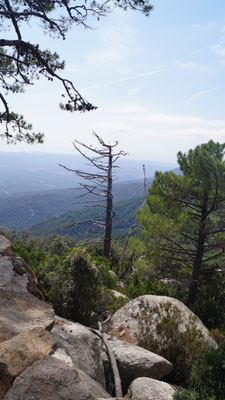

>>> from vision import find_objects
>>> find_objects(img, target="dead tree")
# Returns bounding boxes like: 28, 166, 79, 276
117, 164, 147, 276
59, 132, 127, 259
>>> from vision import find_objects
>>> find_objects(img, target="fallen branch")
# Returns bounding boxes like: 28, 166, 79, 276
88, 317, 123, 398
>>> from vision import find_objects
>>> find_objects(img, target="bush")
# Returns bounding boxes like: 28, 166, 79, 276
190, 270, 225, 334
123, 271, 173, 299
45, 248, 105, 326
137, 301, 204, 385
173, 340, 225, 400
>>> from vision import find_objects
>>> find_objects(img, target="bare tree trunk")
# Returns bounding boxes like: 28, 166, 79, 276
59, 133, 127, 258
104, 147, 113, 259
187, 194, 207, 307
117, 164, 147, 275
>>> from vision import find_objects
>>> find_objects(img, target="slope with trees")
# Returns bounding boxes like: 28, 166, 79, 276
137, 140, 225, 326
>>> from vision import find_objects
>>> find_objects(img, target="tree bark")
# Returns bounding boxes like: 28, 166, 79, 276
187, 194, 208, 306
103, 147, 113, 259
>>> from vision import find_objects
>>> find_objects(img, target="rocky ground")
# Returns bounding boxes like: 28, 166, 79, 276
0, 235, 216, 400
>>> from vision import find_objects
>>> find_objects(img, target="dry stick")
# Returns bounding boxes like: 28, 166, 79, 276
89, 326, 123, 398
116, 164, 147, 276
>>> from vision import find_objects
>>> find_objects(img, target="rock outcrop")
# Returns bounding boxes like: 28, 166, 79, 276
128, 377, 176, 400
109, 294, 217, 349
52, 317, 106, 388
0, 253, 45, 300
101, 335, 173, 393
0, 236, 12, 257
4, 356, 96, 400
0, 289, 55, 343
0, 236, 216, 399
0, 328, 56, 399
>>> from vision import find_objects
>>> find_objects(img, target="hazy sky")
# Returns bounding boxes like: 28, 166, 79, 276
1, 0, 225, 162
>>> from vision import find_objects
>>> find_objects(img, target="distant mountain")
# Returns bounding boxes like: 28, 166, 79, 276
29, 196, 145, 240
0, 151, 177, 195
0, 178, 153, 229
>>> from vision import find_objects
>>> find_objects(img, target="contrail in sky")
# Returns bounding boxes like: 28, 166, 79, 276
118, 69, 168, 82
186, 86, 223, 102
83, 68, 167, 91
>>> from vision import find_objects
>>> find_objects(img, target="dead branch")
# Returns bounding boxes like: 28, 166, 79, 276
89, 321, 123, 398
116, 164, 147, 275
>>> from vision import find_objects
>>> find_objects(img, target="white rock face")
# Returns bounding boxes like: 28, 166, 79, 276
0, 257, 29, 292
0, 254, 45, 300
128, 377, 176, 400
0, 235, 12, 256
109, 295, 217, 349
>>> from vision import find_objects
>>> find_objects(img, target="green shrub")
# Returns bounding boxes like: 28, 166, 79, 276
11, 243, 46, 270
137, 301, 204, 385
173, 340, 225, 400
123, 272, 173, 299
45, 248, 105, 325
100, 288, 128, 313
190, 271, 225, 334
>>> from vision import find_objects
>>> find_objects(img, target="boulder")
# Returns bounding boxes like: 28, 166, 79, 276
0, 328, 56, 399
101, 335, 173, 393
0, 289, 55, 343
109, 295, 217, 348
52, 317, 106, 388
53, 348, 111, 398
0, 255, 45, 300
4, 356, 96, 400
128, 377, 176, 400
0, 236, 12, 256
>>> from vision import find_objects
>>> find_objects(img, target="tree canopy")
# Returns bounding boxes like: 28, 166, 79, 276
138, 140, 225, 307
0, 0, 153, 144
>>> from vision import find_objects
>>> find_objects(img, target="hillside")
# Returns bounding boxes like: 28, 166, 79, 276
0, 179, 153, 229
29, 196, 144, 240
0, 152, 176, 195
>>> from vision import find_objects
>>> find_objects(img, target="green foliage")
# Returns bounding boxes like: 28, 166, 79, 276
123, 272, 172, 299
173, 341, 225, 400
7, 231, 122, 325
99, 288, 128, 313
191, 270, 225, 333
29, 196, 143, 241
11, 243, 46, 271
137, 140, 225, 309
1, 1, 152, 143
137, 301, 204, 385
45, 248, 104, 325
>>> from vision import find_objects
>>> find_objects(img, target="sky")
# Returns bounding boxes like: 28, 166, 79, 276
1, 0, 225, 163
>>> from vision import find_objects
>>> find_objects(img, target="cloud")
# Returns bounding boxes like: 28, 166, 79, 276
209, 39, 225, 58
173, 60, 211, 73
192, 22, 216, 31
4, 97, 225, 162
186, 86, 223, 103
86, 20, 132, 67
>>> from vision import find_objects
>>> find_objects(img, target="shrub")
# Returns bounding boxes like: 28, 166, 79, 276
137, 301, 204, 385
173, 340, 225, 400
123, 271, 174, 299
45, 248, 104, 325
